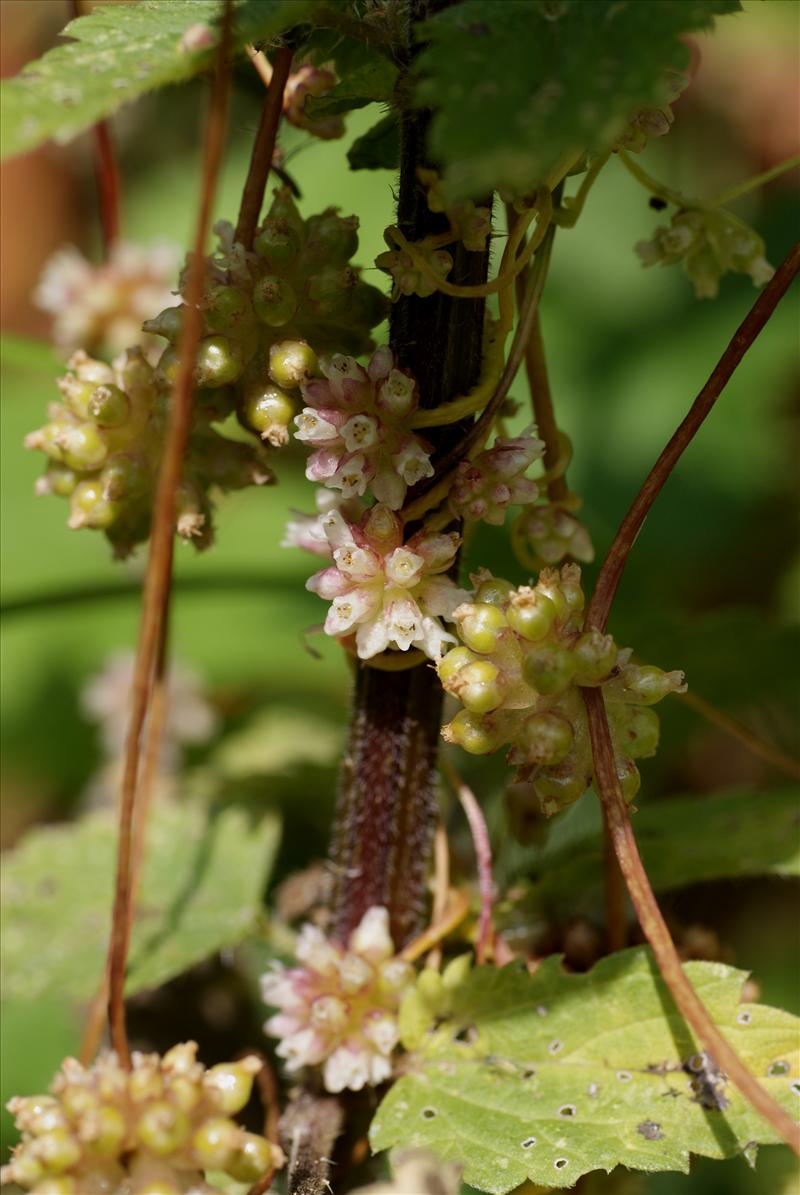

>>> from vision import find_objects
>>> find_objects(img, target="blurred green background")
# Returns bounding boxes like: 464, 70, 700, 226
1, 1, 798, 1191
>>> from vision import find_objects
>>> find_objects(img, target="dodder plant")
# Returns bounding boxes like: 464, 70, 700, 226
2, 2, 799, 1193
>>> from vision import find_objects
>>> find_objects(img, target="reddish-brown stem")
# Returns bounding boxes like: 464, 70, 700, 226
443, 761, 494, 965
583, 686, 800, 1153
234, 46, 293, 250
245, 1052, 282, 1195
105, 2, 232, 1067
586, 242, 800, 634
678, 689, 800, 780
603, 820, 627, 952
68, 0, 121, 254
426, 821, 450, 969
507, 202, 567, 502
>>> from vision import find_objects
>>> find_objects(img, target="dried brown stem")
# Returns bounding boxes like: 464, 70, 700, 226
507, 202, 566, 502
586, 242, 800, 633
678, 689, 800, 780
105, 2, 232, 1067
234, 46, 293, 250
583, 686, 800, 1153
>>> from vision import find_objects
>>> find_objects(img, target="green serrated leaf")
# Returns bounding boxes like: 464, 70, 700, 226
0, 799, 280, 1004
371, 948, 798, 1192
413, 0, 741, 201
306, 54, 397, 117
348, 112, 400, 171
0, 0, 314, 161
531, 787, 800, 916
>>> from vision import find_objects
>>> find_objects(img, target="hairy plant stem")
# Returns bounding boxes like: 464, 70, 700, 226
584, 687, 800, 1153
105, 4, 232, 1066
69, 0, 121, 254
329, 0, 489, 948
587, 241, 800, 633
235, 45, 293, 250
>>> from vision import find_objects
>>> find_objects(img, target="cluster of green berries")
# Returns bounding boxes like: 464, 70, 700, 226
511, 500, 594, 568
438, 566, 685, 819
26, 349, 271, 556
1, 1043, 283, 1194
635, 205, 774, 299
417, 167, 492, 253
146, 187, 388, 447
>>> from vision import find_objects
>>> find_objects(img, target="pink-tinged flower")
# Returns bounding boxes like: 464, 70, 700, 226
281, 489, 366, 557
294, 348, 434, 509
449, 430, 544, 525
306, 504, 468, 660
34, 242, 179, 359
283, 64, 345, 141
261, 907, 414, 1093
515, 502, 595, 566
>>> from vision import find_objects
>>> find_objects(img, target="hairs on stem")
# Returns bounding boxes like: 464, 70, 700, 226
105, 0, 233, 1067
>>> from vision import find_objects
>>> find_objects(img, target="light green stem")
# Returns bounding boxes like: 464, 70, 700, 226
708, 153, 800, 208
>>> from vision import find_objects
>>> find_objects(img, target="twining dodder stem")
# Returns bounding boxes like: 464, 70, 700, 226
330, 1, 489, 948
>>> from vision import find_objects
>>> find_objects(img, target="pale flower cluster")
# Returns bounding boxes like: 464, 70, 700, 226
294, 347, 434, 509
261, 907, 413, 1093
306, 504, 467, 659
449, 430, 544, 525
34, 242, 179, 359
635, 207, 774, 299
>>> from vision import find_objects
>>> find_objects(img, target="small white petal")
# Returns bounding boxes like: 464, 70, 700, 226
355, 616, 392, 659
293, 409, 338, 443
384, 547, 425, 588
340, 413, 379, 452
349, 906, 393, 961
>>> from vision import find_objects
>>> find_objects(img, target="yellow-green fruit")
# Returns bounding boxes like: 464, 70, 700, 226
241, 385, 295, 446
203, 1061, 257, 1116
437, 645, 477, 685
458, 602, 507, 654
444, 709, 499, 755
135, 1102, 189, 1155
474, 576, 515, 607
191, 1117, 240, 1170
56, 424, 108, 472
523, 642, 577, 695
507, 592, 556, 641
268, 339, 318, 389
88, 384, 130, 428
68, 480, 121, 530
454, 660, 505, 714
228, 1133, 275, 1183
519, 711, 574, 764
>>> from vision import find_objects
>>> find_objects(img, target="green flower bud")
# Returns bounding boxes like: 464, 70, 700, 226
507, 590, 556, 641
228, 1133, 275, 1183
240, 385, 296, 446
88, 384, 129, 428
203, 1059, 259, 1116
143, 305, 185, 344
135, 1101, 189, 1156
190, 1116, 239, 1170
68, 480, 121, 530
62, 380, 97, 420
101, 454, 148, 501
254, 221, 299, 267
167, 1076, 202, 1113
253, 275, 298, 327
194, 336, 243, 388
474, 576, 515, 607
155, 345, 180, 387
76, 1104, 126, 1156
307, 266, 358, 316
437, 645, 477, 686
203, 285, 250, 333
616, 705, 660, 759
622, 664, 685, 705
457, 602, 507, 654
572, 629, 618, 685
443, 709, 500, 755
36, 464, 78, 498
29, 1175, 77, 1194
519, 711, 574, 764
453, 660, 505, 714
535, 766, 588, 813
25, 421, 70, 461
269, 339, 317, 389
523, 641, 577, 695
30, 1128, 81, 1173
304, 211, 359, 266
56, 423, 108, 471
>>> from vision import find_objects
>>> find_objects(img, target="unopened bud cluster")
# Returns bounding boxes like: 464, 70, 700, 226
376, 230, 453, 300
512, 500, 594, 567
438, 565, 685, 816
636, 206, 774, 299
262, 906, 414, 1093
449, 431, 543, 525
26, 349, 271, 556
283, 63, 345, 140
615, 70, 687, 154
417, 167, 492, 253
307, 504, 467, 660
1, 1043, 282, 1195
34, 242, 179, 359
294, 347, 434, 508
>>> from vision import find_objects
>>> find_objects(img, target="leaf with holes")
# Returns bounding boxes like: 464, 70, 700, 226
413, 0, 741, 201
0, 0, 315, 160
370, 948, 799, 1192
0, 799, 280, 1004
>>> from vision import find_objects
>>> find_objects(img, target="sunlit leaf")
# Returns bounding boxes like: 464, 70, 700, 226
371, 948, 798, 1192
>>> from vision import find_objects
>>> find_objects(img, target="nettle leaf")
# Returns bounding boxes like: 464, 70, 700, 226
348, 112, 400, 171
531, 786, 799, 916
0, 799, 280, 1004
302, 34, 398, 117
413, 0, 741, 201
371, 948, 799, 1193
0, 0, 314, 160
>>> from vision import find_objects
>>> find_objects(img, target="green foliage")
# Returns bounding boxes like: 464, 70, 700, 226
413, 0, 741, 201
348, 112, 401, 170
0, 0, 314, 160
371, 948, 799, 1192
0, 798, 280, 1004
303, 36, 398, 117
529, 787, 800, 917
